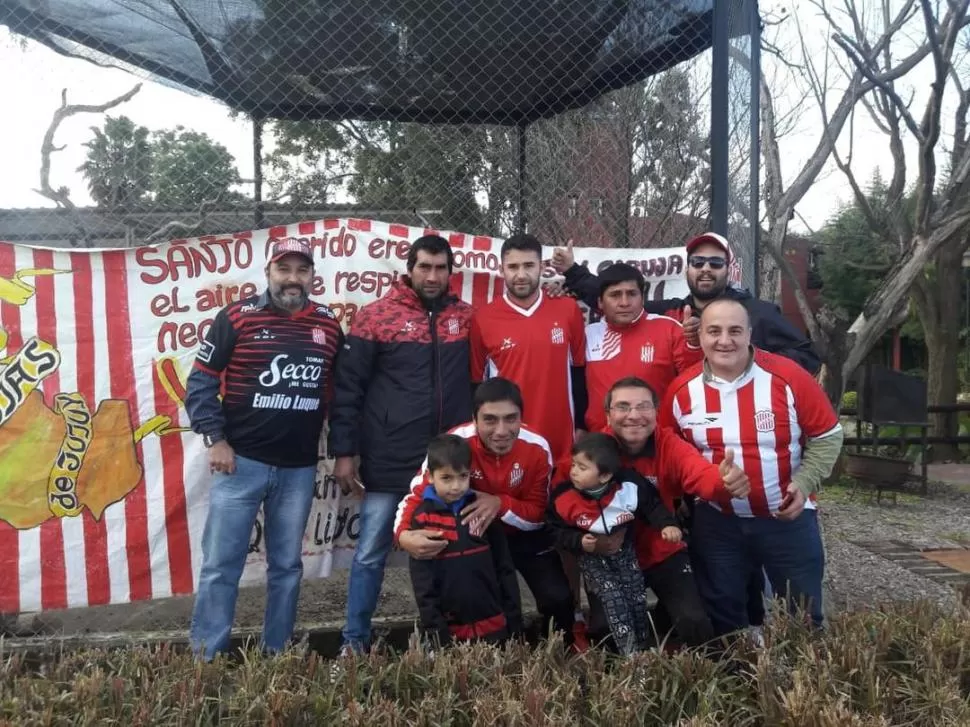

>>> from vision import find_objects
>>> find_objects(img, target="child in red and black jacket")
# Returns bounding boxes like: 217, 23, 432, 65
547, 433, 682, 655
407, 434, 523, 648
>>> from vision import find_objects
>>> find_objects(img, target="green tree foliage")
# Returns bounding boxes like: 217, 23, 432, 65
78, 118, 242, 208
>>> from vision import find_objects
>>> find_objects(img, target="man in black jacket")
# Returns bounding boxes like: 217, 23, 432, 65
328, 234, 478, 654
550, 232, 821, 374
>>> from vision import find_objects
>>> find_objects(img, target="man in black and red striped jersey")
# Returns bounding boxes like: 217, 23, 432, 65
395, 378, 578, 647
185, 237, 344, 660
661, 298, 843, 636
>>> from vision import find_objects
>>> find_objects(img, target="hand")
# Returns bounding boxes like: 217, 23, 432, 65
334, 456, 364, 497
661, 526, 682, 543
208, 440, 236, 475
718, 448, 751, 499
542, 280, 569, 298
592, 529, 624, 555
550, 239, 575, 274
682, 305, 700, 347
398, 529, 448, 559
581, 534, 598, 553
776, 487, 806, 521
460, 492, 503, 536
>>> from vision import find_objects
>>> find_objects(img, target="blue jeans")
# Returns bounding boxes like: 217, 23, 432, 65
190, 455, 317, 660
341, 491, 401, 650
690, 503, 824, 636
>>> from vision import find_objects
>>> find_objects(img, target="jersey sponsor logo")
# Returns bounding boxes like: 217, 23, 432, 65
254, 328, 276, 341
614, 511, 634, 526
755, 409, 776, 432
252, 392, 321, 411
500, 337, 516, 351
447, 317, 460, 336
197, 340, 215, 364
575, 513, 595, 529
258, 354, 323, 388
239, 303, 257, 313
550, 324, 564, 345
402, 320, 417, 334
315, 305, 336, 319
683, 415, 719, 427
312, 327, 327, 345
640, 342, 654, 363
509, 462, 524, 487
471, 469, 484, 481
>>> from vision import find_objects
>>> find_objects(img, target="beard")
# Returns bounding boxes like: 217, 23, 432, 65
689, 276, 727, 301
270, 282, 308, 311
507, 278, 540, 301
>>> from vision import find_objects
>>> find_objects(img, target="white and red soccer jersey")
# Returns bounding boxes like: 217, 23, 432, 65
661, 349, 841, 518
585, 312, 702, 433
393, 421, 554, 540
470, 291, 586, 462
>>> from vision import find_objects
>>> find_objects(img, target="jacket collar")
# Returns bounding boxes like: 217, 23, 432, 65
423, 487, 475, 514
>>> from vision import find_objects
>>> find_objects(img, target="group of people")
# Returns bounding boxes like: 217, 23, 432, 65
184, 230, 843, 660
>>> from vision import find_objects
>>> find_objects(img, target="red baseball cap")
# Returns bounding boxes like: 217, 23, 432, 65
268, 237, 314, 265
685, 232, 732, 261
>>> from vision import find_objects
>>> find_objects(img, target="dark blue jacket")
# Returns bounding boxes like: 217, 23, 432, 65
327, 280, 474, 493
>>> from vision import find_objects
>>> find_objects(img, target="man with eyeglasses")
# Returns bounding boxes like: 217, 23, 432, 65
579, 376, 751, 650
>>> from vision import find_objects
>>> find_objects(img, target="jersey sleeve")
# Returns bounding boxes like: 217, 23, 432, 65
499, 446, 550, 531
393, 470, 432, 541
568, 301, 587, 366
193, 307, 237, 375
469, 313, 489, 383
656, 426, 728, 504
787, 363, 840, 438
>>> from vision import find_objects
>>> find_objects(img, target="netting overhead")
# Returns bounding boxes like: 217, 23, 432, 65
1, 0, 737, 124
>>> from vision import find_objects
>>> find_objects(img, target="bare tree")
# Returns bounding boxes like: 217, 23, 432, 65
760, 0, 970, 407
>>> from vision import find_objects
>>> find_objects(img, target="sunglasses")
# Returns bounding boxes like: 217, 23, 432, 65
688, 255, 727, 270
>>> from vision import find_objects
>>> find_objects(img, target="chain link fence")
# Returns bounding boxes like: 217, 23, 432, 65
0, 0, 758, 638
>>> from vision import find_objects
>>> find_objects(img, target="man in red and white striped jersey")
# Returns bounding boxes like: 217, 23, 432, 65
661, 298, 843, 636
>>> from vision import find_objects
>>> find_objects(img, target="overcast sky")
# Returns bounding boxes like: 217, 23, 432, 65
0, 0, 946, 237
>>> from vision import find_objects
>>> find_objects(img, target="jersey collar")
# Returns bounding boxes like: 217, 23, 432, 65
502, 289, 544, 317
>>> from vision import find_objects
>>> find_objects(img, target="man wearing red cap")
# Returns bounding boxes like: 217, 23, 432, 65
185, 237, 344, 660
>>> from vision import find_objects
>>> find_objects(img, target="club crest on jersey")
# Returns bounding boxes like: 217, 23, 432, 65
640, 342, 654, 363
550, 324, 564, 345
755, 409, 777, 432
447, 317, 460, 336
576, 513, 595, 529
509, 463, 524, 487
311, 327, 327, 345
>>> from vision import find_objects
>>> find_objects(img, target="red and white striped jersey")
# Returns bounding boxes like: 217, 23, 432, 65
585, 311, 701, 433
661, 349, 841, 518
393, 421, 554, 540
469, 291, 586, 462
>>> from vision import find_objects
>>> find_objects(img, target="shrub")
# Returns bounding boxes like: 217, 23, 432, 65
841, 390, 858, 411
3, 602, 970, 725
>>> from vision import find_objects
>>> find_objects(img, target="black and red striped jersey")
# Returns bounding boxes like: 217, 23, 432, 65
185, 291, 343, 467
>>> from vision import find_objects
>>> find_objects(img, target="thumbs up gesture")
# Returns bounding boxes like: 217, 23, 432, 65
682, 304, 701, 348
551, 239, 576, 274
718, 448, 750, 499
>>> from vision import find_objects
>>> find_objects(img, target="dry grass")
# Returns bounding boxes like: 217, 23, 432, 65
3, 601, 970, 725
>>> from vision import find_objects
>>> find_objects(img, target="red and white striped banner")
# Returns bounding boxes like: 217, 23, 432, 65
0, 218, 694, 614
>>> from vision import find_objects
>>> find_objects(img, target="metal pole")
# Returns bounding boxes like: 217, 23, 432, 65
710, 0, 730, 236
516, 123, 528, 234
253, 116, 265, 230
749, 0, 761, 297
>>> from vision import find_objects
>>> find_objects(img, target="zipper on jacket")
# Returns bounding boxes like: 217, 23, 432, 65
429, 309, 441, 435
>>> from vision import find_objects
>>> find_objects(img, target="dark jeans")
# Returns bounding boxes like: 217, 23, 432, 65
690, 503, 825, 636
508, 529, 575, 643
587, 549, 713, 651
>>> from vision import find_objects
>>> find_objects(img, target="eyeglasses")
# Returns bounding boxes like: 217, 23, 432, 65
688, 255, 727, 270
609, 402, 655, 414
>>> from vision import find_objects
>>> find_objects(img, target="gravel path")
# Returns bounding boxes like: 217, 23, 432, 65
11, 479, 970, 638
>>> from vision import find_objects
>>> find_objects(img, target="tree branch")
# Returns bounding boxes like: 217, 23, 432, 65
33, 84, 142, 245
144, 197, 219, 243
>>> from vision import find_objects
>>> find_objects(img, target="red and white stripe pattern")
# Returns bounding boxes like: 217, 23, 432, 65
668, 351, 841, 518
